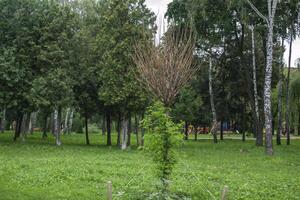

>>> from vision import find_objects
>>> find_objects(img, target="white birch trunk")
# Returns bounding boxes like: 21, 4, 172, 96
28, 112, 37, 134
209, 56, 218, 143
64, 108, 70, 134
121, 119, 128, 150
21, 114, 28, 142
68, 109, 74, 134
250, 25, 263, 146
54, 109, 61, 146
250, 25, 260, 124
264, 0, 278, 155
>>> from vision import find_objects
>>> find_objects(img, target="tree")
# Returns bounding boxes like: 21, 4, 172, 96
246, 0, 279, 155
96, 0, 156, 147
133, 26, 196, 193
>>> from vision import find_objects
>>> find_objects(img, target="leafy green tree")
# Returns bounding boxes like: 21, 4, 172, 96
96, 0, 156, 147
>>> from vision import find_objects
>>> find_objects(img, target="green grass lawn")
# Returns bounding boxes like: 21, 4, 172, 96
0, 132, 300, 200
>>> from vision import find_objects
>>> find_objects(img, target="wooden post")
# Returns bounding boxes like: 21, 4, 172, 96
107, 181, 112, 200
220, 186, 228, 200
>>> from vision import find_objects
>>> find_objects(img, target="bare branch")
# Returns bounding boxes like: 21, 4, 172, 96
133, 26, 198, 106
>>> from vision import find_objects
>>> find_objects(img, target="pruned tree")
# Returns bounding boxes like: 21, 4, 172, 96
133, 26, 197, 107
133, 26, 197, 194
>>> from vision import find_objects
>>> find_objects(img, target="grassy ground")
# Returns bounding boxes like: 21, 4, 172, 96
0, 132, 300, 200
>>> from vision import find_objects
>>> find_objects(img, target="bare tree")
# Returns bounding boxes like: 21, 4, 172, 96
247, 0, 278, 155
133, 26, 197, 107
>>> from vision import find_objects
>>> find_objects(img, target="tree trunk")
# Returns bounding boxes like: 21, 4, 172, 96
250, 25, 263, 146
127, 112, 131, 147
51, 112, 55, 136
54, 108, 62, 146
117, 111, 121, 147
135, 114, 139, 147
0, 108, 6, 133
276, 39, 284, 145
68, 109, 74, 134
141, 112, 145, 146
264, 0, 278, 155
106, 110, 111, 146
64, 108, 70, 134
220, 121, 224, 140
194, 127, 198, 141
85, 113, 90, 145
184, 121, 188, 140
102, 114, 106, 135
121, 118, 128, 150
209, 56, 218, 143
21, 114, 29, 142
14, 114, 23, 141
286, 33, 293, 145
42, 113, 48, 138
29, 112, 37, 134
242, 108, 246, 142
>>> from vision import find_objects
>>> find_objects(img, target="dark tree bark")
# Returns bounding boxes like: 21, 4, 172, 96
42, 113, 48, 138
106, 110, 111, 146
117, 111, 121, 147
276, 39, 284, 145
135, 114, 139, 147
286, 34, 293, 145
242, 108, 246, 142
194, 127, 198, 141
127, 112, 131, 147
1, 108, 6, 133
102, 114, 106, 135
184, 121, 188, 140
21, 114, 29, 142
220, 121, 224, 140
14, 114, 23, 141
141, 112, 145, 146
85, 113, 90, 145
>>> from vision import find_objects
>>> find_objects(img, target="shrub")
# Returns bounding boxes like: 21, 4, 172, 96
142, 101, 183, 197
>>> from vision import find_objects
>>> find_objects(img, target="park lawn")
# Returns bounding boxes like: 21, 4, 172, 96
0, 132, 300, 200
